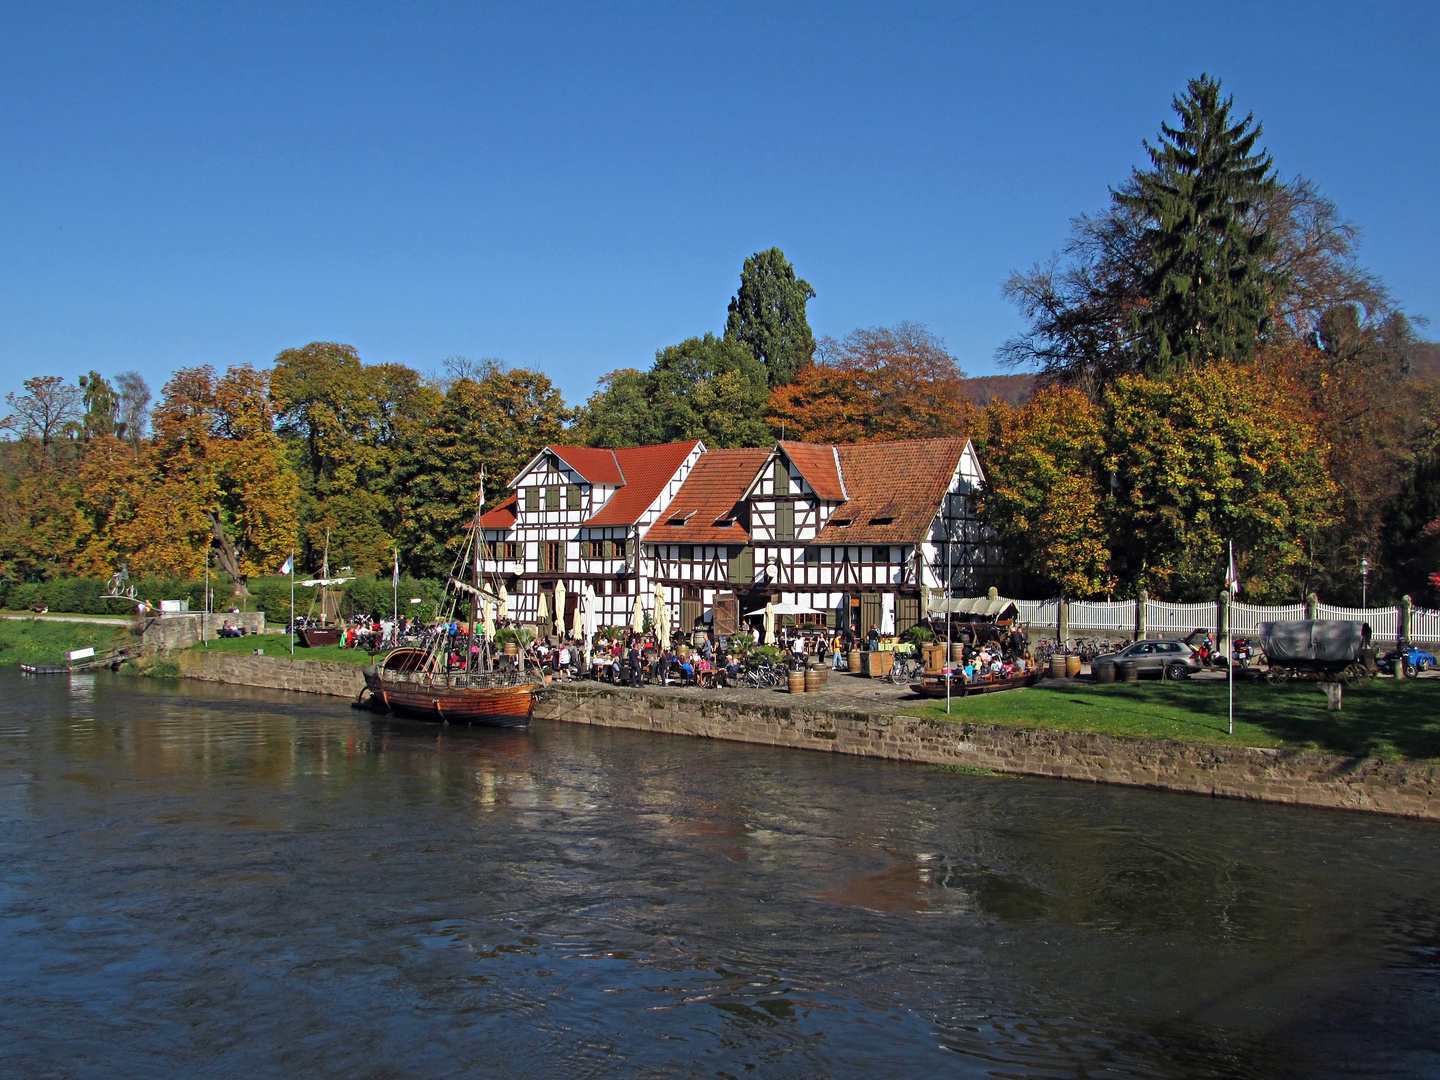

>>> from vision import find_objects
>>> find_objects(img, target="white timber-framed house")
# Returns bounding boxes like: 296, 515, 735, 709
476, 436, 999, 639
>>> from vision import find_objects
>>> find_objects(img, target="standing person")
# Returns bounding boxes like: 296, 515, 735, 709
628, 642, 643, 687
790, 634, 806, 670
558, 642, 572, 679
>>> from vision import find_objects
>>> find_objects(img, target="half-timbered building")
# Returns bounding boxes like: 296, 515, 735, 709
474, 435, 999, 640
645, 438, 999, 639
475, 440, 703, 632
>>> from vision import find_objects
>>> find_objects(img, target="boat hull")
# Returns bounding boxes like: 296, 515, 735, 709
298, 627, 343, 648
910, 672, 1038, 698
363, 671, 540, 727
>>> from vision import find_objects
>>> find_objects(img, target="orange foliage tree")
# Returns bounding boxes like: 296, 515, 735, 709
765, 322, 972, 444
970, 387, 1114, 597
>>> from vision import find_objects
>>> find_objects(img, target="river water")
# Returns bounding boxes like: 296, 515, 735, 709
1, 670, 1437, 1078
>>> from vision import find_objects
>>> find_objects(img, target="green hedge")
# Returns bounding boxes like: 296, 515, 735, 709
1, 576, 213, 615
340, 575, 444, 620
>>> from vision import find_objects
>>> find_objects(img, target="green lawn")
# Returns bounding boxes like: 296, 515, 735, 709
189, 633, 376, 666
916, 678, 1440, 761
0, 619, 133, 666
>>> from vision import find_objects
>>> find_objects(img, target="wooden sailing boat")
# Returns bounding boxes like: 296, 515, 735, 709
361, 480, 542, 727
297, 531, 346, 647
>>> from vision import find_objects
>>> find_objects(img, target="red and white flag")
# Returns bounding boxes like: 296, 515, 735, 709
1224, 543, 1239, 595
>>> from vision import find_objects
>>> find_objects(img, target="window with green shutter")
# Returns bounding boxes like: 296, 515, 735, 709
602, 539, 614, 559
567, 484, 581, 510
546, 487, 560, 512
774, 459, 789, 495
727, 546, 753, 583
776, 502, 794, 541
525, 487, 538, 512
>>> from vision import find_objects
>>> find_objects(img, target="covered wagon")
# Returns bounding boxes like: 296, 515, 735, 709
1258, 619, 1376, 681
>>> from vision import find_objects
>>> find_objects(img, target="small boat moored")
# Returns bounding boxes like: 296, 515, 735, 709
910, 670, 1039, 698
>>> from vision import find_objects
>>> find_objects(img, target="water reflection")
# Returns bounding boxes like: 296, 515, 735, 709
0, 669, 1437, 1078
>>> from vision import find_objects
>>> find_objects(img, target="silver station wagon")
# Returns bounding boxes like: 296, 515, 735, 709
1091, 639, 1203, 680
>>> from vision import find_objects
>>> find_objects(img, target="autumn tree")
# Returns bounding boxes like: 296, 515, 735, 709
724, 248, 817, 388
114, 371, 152, 446
78, 372, 122, 439
269, 342, 439, 574
766, 323, 971, 444
1, 376, 83, 447
1103, 365, 1337, 601
970, 387, 1113, 597
393, 363, 570, 578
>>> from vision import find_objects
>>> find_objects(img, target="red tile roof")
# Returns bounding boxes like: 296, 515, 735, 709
814, 438, 968, 544
476, 493, 517, 528
547, 446, 626, 485
643, 447, 771, 544
779, 441, 846, 501
585, 440, 703, 526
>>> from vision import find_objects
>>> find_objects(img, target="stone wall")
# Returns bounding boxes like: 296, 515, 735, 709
144, 612, 267, 652
176, 649, 366, 698
168, 653, 1440, 820
537, 687, 1440, 820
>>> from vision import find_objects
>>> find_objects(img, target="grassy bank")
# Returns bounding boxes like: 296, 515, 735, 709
0, 619, 133, 667
917, 679, 1440, 761
187, 634, 375, 666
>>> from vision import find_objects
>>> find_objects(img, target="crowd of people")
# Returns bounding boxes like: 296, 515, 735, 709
285, 605, 1035, 690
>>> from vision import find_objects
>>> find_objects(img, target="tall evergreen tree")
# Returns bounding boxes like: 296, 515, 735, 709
723, 248, 817, 388
1119, 74, 1280, 374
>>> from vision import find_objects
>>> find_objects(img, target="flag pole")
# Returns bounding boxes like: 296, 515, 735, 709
392, 545, 399, 625
289, 552, 295, 656
1228, 540, 1235, 736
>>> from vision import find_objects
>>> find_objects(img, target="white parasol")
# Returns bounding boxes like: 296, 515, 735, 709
880, 593, 896, 635
537, 589, 550, 630
653, 582, 670, 645
631, 594, 644, 633
582, 584, 599, 663
763, 599, 776, 645
482, 599, 496, 641
498, 582, 509, 621
554, 580, 567, 638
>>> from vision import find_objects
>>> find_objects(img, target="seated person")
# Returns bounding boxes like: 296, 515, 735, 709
679, 658, 695, 684
723, 657, 740, 686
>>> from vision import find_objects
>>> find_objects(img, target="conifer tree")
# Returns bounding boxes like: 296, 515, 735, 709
1120, 74, 1280, 374
723, 248, 817, 388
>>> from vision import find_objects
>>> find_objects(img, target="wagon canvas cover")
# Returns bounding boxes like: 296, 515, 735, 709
1259, 620, 1370, 663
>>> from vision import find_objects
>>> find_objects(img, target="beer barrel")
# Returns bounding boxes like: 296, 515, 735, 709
1094, 661, 1116, 684
503, 642, 518, 657
804, 669, 824, 692
1118, 660, 1140, 682
951, 643, 965, 664
1050, 655, 1068, 679
1065, 654, 1082, 678
788, 671, 807, 694
847, 650, 862, 674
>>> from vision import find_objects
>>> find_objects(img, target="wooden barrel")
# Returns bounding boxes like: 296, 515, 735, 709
1094, 661, 1116, 684
848, 650, 862, 674
788, 671, 806, 694
503, 643, 518, 657
950, 643, 965, 663
804, 669, 824, 692
1050, 655, 1068, 679
1118, 660, 1140, 682
677, 644, 691, 660
1065, 654, 1082, 678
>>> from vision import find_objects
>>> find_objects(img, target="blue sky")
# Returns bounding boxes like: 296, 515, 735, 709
1, 1, 1434, 411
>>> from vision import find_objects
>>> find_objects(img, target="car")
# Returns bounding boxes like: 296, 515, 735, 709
1091, 639, 1204, 680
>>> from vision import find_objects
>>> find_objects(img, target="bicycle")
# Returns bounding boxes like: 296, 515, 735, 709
887, 655, 925, 685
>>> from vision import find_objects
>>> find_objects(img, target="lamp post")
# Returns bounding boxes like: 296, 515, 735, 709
1361, 558, 1370, 609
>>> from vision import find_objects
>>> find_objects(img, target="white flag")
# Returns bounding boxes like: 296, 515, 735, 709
279, 554, 294, 576
1225, 544, 1238, 594
392, 548, 400, 587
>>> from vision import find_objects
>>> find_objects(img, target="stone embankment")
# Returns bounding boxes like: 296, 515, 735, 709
172, 651, 1439, 820
537, 686, 1440, 820
176, 649, 365, 698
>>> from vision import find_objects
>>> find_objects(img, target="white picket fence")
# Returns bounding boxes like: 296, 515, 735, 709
1011, 596, 1440, 644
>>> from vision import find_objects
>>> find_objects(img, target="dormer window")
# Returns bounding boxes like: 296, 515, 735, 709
868, 516, 894, 526
832, 518, 853, 528
667, 511, 696, 526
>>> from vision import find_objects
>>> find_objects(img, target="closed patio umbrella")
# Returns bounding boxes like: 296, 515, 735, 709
653, 582, 670, 645
498, 583, 509, 621
631, 594, 645, 633
763, 600, 776, 646
554, 580, 567, 638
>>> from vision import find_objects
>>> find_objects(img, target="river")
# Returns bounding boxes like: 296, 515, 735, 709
0, 669, 1436, 1078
